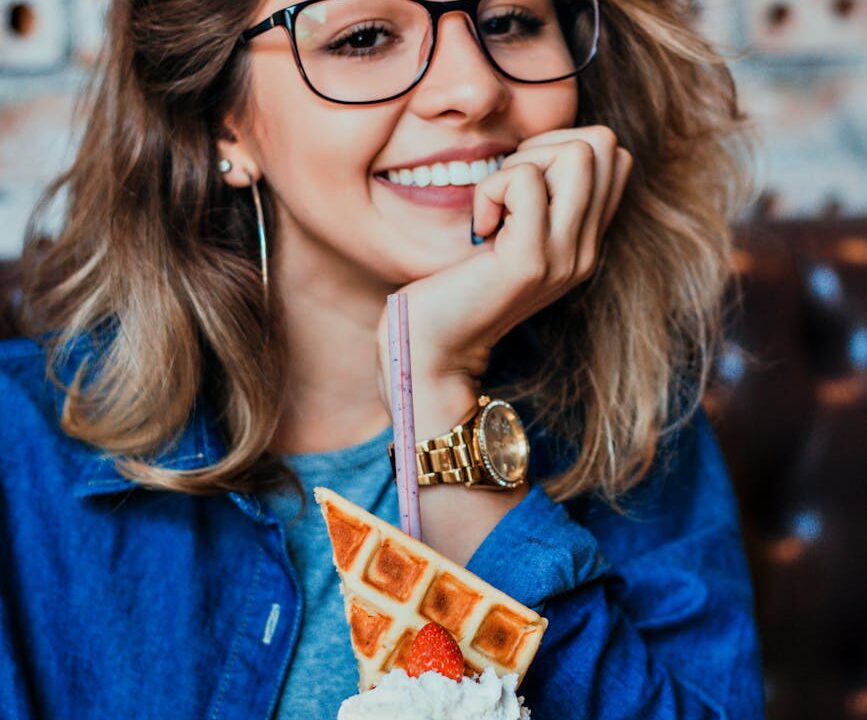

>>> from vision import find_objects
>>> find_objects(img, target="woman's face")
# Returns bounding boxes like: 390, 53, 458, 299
225, 0, 579, 287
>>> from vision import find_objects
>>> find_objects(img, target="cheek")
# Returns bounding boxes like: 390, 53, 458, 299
250, 58, 397, 207
514, 81, 579, 134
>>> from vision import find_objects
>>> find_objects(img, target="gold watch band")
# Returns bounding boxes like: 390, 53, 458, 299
387, 397, 485, 486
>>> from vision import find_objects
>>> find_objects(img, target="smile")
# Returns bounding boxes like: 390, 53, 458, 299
377, 154, 506, 188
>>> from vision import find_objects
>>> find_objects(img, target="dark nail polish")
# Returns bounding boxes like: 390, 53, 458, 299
470, 217, 505, 245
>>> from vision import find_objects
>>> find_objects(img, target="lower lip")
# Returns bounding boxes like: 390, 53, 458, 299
374, 175, 475, 210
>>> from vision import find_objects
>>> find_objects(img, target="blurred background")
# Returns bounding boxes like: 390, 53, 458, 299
0, 1, 865, 718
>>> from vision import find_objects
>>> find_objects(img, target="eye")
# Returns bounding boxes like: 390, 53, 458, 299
480, 8, 545, 40
326, 22, 399, 57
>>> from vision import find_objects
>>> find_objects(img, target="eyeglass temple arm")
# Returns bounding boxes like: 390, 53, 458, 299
238, 12, 283, 47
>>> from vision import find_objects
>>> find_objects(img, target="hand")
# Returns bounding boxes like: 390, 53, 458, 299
376, 125, 634, 438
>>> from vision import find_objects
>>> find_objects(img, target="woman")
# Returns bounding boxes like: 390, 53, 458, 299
0, 0, 764, 717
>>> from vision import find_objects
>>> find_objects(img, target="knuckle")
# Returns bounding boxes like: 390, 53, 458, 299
563, 144, 595, 176
512, 161, 542, 180
576, 245, 600, 279
553, 260, 575, 285
593, 125, 619, 147
507, 162, 546, 193
513, 256, 547, 286
566, 142, 594, 165
499, 154, 518, 171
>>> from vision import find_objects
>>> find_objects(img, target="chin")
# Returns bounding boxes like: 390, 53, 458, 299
415, 234, 478, 272
355, 217, 481, 285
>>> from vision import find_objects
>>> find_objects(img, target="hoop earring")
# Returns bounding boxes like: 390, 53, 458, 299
244, 171, 269, 308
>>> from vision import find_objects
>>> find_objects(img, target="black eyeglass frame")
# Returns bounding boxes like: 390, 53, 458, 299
238, 0, 601, 105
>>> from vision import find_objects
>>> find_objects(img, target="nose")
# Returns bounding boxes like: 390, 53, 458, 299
407, 11, 510, 123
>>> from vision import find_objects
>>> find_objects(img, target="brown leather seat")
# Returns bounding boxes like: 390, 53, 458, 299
0, 260, 20, 340
706, 218, 867, 720
2, 219, 866, 720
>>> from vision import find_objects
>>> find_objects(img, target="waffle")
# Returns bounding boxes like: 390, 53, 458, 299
314, 486, 548, 691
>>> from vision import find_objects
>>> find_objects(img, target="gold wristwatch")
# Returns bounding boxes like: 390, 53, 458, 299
387, 395, 530, 490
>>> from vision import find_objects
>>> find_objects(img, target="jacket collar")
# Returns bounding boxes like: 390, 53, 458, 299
69, 400, 275, 525
71, 398, 226, 499
46, 330, 226, 500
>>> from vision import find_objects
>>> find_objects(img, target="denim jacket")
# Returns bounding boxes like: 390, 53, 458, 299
0, 335, 765, 719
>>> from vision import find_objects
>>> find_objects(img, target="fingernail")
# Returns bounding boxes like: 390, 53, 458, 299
470, 218, 505, 245
470, 218, 486, 245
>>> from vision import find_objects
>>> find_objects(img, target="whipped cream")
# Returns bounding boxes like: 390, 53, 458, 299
337, 667, 530, 720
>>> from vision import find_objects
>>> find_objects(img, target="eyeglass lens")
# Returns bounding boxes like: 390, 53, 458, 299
292, 0, 597, 103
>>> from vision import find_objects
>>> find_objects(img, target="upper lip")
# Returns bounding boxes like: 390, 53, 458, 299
374, 141, 516, 174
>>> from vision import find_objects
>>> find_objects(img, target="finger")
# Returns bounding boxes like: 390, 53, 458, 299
471, 160, 548, 238
573, 148, 632, 283
574, 149, 633, 282
499, 142, 595, 257
508, 129, 619, 280
517, 128, 620, 239
573, 128, 619, 239
516, 126, 600, 152
472, 162, 550, 280
599, 149, 634, 236
571, 136, 620, 281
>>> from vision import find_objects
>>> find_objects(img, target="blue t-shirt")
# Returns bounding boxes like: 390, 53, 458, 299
264, 424, 396, 719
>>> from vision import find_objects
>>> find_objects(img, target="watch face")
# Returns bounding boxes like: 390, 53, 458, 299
478, 401, 529, 486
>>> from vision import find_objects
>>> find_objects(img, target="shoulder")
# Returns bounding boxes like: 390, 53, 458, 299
563, 405, 742, 561
642, 406, 736, 516
0, 335, 108, 492
0, 335, 50, 368
0, 336, 63, 433
646, 406, 739, 525
0, 333, 228, 499
0, 333, 102, 414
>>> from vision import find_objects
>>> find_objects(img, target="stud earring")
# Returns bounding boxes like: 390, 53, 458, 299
244, 170, 269, 308
218, 158, 233, 174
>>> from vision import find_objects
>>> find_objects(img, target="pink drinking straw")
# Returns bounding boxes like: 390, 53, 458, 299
387, 293, 422, 540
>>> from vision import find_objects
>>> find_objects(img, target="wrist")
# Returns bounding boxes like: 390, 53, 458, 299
409, 376, 480, 441
389, 391, 531, 492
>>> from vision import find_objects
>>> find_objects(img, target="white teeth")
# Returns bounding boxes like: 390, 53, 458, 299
382, 154, 506, 188
470, 159, 489, 184
430, 163, 450, 187
447, 161, 473, 186
413, 166, 432, 187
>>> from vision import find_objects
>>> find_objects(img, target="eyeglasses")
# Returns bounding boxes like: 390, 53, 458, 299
238, 0, 600, 105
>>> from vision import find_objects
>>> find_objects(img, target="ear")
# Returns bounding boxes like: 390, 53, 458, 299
216, 115, 262, 188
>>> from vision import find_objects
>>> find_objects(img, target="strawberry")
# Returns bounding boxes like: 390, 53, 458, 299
404, 622, 465, 682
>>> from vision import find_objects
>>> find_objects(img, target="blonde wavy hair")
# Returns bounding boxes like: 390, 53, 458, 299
20, 0, 755, 500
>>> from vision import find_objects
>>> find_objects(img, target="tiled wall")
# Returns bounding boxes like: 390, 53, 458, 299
695, 0, 867, 220
0, 0, 866, 258
0, 0, 107, 259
